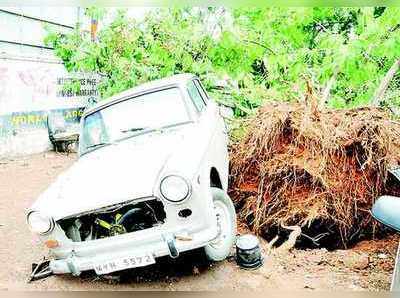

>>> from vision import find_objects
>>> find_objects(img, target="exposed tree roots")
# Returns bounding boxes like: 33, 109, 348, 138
230, 101, 400, 249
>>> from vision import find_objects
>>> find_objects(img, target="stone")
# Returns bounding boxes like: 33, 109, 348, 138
342, 252, 370, 270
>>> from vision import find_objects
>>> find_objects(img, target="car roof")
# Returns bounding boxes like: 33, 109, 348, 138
83, 73, 196, 116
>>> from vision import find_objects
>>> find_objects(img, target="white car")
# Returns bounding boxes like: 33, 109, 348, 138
27, 74, 237, 276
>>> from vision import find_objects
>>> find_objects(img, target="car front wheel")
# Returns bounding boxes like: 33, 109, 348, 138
204, 187, 237, 261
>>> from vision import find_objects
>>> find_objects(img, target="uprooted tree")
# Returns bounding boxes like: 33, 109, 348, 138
230, 94, 400, 248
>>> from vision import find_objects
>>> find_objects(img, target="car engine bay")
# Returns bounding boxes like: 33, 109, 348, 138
58, 199, 166, 242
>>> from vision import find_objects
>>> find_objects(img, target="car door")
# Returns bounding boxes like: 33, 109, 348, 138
187, 79, 229, 190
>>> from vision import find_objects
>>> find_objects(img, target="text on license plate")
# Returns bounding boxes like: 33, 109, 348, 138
94, 253, 155, 274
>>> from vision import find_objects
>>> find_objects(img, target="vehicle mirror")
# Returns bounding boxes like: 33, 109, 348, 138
372, 195, 400, 232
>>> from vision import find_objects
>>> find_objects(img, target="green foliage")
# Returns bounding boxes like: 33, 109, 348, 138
85, 7, 106, 20
45, 7, 400, 116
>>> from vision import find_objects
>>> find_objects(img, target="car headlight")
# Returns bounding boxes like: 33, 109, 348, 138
160, 175, 191, 203
27, 211, 54, 234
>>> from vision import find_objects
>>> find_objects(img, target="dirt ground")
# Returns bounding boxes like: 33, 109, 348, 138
0, 152, 398, 290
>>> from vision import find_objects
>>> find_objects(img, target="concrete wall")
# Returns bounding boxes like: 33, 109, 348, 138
0, 7, 99, 158
0, 55, 99, 157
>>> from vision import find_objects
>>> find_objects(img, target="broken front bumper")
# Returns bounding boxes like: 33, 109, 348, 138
49, 224, 217, 276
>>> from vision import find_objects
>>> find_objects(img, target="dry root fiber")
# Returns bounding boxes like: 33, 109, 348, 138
230, 101, 400, 248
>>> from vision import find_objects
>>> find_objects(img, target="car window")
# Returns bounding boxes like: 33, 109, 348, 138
194, 79, 209, 101
187, 81, 206, 112
83, 111, 110, 145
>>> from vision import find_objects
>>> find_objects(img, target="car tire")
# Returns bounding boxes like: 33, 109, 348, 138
204, 187, 237, 261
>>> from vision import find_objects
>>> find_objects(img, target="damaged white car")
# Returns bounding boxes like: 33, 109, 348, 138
27, 74, 237, 277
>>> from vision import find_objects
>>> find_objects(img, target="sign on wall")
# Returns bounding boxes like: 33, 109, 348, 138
0, 57, 99, 139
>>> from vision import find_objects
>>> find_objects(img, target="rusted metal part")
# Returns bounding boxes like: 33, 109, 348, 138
236, 234, 263, 270
47, 113, 79, 153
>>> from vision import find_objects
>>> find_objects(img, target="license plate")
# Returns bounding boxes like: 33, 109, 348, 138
94, 253, 155, 275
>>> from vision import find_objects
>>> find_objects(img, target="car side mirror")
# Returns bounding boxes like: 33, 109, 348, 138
372, 195, 400, 232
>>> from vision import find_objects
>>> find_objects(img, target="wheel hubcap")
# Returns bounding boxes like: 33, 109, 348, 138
210, 200, 231, 249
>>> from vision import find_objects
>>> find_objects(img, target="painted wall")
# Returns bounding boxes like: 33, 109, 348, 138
0, 56, 99, 157
0, 7, 100, 158
0, 7, 155, 158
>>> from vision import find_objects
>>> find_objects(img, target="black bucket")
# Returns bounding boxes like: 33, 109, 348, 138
236, 234, 263, 270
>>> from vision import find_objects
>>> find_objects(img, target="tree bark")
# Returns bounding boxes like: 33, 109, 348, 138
372, 59, 400, 106
321, 67, 339, 108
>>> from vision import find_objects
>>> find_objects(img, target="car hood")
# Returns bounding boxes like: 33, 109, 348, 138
31, 129, 187, 220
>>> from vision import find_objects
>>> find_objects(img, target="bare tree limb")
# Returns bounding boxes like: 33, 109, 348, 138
372, 58, 400, 106
275, 224, 301, 253
390, 23, 400, 33
243, 39, 276, 55
321, 67, 339, 108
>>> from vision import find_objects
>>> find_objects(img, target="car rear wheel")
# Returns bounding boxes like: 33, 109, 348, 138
204, 187, 237, 261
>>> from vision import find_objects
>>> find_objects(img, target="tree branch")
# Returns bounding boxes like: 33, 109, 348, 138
389, 23, 400, 33
321, 67, 339, 108
372, 58, 400, 106
243, 39, 276, 55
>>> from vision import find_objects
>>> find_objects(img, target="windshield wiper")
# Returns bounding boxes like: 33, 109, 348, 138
118, 126, 163, 141
117, 121, 193, 142
121, 127, 147, 133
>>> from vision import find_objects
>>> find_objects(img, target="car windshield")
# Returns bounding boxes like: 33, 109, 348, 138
80, 87, 190, 154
